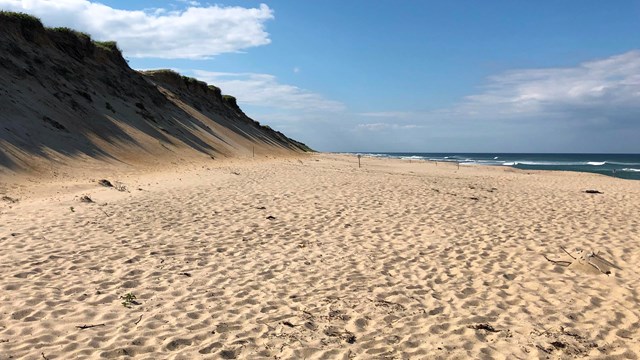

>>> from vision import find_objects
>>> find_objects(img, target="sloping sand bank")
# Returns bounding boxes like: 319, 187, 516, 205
1, 154, 639, 359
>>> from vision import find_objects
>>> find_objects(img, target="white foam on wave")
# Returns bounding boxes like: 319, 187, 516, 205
621, 168, 640, 172
609, 161, 640, 166
510, 161, 604, 166
401, 156, 426, 160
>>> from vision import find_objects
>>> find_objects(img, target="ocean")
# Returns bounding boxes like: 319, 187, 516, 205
351, 153, 640, 180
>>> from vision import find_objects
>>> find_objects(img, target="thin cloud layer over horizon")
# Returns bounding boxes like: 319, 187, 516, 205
0, 0, 273, 59
461, 50, 640, 124
356, 51, 640, 130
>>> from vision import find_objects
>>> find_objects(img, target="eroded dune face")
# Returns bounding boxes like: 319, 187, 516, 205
0, 13, 310, 174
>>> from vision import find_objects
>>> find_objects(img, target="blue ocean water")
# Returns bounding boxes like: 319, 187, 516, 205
352, 153, 640, 180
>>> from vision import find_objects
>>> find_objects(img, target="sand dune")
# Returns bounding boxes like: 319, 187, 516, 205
0, 13, 309, 174
1, 154, 639, 359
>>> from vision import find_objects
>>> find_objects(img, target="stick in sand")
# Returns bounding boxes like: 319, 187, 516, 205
76, 323, 106, 330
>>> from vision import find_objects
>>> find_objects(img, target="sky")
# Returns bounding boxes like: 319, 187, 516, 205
1, 0, 639, 153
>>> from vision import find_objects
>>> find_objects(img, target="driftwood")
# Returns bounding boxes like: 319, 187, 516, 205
584, 190, 603, 194
544, 246, 621, 276
76, 323, 105, 330
542, 255, 572, 267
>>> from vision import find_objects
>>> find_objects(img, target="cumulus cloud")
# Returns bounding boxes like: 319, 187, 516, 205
192, 70, 345, 112
0, 0, 273, 59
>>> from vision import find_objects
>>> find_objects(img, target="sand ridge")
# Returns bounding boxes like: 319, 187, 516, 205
1, 154, 639, 359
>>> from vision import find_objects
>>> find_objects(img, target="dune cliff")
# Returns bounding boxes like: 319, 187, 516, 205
0, 12, 311, 174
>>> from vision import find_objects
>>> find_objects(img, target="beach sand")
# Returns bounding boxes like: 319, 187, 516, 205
1, 154, 639, 359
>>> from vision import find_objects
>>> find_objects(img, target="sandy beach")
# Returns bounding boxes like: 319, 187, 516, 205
1, 154, 639, 359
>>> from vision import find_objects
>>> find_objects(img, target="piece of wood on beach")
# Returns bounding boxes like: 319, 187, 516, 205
76, 323, 106, 330
544, 247, 620, 275
584, 190, 603, 194
468, 323, 500, 333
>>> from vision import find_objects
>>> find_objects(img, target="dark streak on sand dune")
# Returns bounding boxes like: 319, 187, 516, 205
0, 12, 311, 172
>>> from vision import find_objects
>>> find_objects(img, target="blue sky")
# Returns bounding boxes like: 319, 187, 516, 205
2, 0, 639, 152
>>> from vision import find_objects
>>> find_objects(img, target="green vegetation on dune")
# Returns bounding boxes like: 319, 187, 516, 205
1, 11, 121, 55
221, 94, 240, 112
144, 69, 180, 76
49, 27, 91, 40
0, 11, 43, 29
93, 40, 121, 53
142, 70, 210, 89
181, 75, 208, 88
143, 70, 220, 97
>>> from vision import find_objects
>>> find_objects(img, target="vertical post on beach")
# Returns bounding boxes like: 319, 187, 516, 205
457, 162, 459, 170
357, 154, 361, 168
253, 146, 255, 158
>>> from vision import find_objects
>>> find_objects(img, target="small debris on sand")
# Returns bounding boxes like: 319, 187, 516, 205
584, 190, 603, 194
98, 179, 113, 188
79, 195, 94, 203
469, 323, 500, 332
1, 196, 18, 203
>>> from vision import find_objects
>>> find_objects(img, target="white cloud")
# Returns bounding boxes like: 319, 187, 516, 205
358, 111, 415, 119
355, 51, 640, 131
458, 50, 640, 123
0, 0, 273, 59
293, 67, 300, 73
176, 0, 201, 6
345, 51, 640, 152
192, 70, 345, 112
356, 123, 423, 131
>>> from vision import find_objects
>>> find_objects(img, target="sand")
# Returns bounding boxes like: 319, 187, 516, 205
1, 154, 639, 359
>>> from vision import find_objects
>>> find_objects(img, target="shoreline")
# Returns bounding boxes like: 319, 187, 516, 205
1, 153, 639, 358
346, 152, 640, 181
